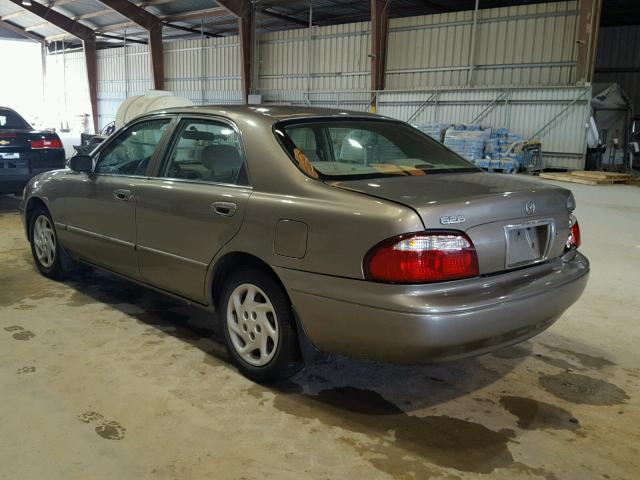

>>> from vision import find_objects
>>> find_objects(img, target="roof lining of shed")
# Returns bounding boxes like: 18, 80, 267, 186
0, 0, 638, 48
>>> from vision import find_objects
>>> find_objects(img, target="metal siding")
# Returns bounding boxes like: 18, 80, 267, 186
93, 37, 242, 128
380, 86, 590, 170
385, 1, 578, 89
258, 21, 371, 92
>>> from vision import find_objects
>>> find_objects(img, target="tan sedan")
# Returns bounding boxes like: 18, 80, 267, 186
20, 106, 589, 382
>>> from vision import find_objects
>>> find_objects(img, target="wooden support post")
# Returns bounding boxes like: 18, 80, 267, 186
96, 0, 165, 90
576, 0, 603, 84
149, 26, 164, 90
83, 37, 99, 133
238, 14, 252, 102
217, 1, 253, 103
370, 0, 390, 111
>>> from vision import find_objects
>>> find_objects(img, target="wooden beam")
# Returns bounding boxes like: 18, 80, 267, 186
96, 0, 162, 30
370, 0, 390, 106
96, 0, 164, 89
7, 0, 95, 41
149, 26, 164, 90
0, 19, 45, 43
576, 0, 602, 84
258, 8, 308, 26
83, 36, 100, 133
216, 1, 253, 103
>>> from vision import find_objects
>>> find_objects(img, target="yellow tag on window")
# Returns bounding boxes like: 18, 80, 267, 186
294, 148, 320, 179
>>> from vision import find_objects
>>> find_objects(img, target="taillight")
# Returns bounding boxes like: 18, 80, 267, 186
364, 231, 479, 283
31, 137, 63, 149
566, 216, 581, 249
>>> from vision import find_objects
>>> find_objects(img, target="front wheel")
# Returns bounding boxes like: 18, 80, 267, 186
220, 268, 303, 383
29, 207, 64, 279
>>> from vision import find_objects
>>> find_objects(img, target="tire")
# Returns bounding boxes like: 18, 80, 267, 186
220, 267, 303, 383
29, 206, 65, 279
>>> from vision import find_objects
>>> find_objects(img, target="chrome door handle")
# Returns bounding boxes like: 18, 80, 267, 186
114, 189, 132, 201
212, 201, 237, 217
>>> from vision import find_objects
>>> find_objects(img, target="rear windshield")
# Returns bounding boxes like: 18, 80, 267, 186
0, 108, 31, 130
275, 118, 479, 180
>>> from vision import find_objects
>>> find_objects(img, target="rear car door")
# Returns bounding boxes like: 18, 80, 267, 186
135, 116, 252, 303
59, 117, 173, 279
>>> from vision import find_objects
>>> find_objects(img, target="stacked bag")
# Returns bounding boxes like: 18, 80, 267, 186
443, 125, 492, 167
416, 123, 529, 173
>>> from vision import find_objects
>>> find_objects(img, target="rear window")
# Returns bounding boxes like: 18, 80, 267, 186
0, 109, 31, 130
275, 118, 478, 180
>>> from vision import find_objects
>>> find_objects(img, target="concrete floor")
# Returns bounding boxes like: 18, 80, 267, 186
0, 181, 639, 480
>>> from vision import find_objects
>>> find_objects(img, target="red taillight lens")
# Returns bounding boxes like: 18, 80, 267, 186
364, 232, 479, 283
31, 137, 63, 149
566, 217, 581, 249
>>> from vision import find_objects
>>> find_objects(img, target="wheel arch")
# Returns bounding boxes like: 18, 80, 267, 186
208, 251, 289, 310
25, 197, 49, 241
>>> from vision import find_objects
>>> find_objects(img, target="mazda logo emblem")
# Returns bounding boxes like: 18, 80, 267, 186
525, 200, 536, 216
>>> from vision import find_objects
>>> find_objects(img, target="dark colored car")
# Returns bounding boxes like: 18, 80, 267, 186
0, 107, 65, 195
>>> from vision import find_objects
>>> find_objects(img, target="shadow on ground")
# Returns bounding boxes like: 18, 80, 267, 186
0, 194, 21, 214
58, 266, 564, 477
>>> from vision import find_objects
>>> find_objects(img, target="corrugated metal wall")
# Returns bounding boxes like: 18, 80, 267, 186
258, 21, 371, 92
164, 37, 242, 105
42, 1, 590, 168
377, 86, 591, 170
594, 25, 640, 118
257, 1, 579, 93
386, 1, 578, 89
94, 37, 242, 128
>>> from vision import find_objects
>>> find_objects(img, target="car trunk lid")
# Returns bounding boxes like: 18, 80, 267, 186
331, 172, 572, 275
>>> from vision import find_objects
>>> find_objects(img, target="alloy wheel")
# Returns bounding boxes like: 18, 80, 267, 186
33, 215, 56, 268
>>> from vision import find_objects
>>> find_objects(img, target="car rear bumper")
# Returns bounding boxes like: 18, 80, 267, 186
0, 175, 30, 194
275, 251, 589, 363
0, 156, 65, 194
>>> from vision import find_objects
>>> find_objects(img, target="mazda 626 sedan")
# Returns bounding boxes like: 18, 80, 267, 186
20, 106, 589, 382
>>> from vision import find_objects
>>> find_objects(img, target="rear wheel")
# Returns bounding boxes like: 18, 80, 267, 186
220, 268, 303, 383
29, 207, 65, 279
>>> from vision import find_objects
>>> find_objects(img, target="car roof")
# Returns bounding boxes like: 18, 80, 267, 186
150, 105, 388, 127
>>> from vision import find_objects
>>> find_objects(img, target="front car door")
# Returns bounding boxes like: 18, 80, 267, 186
135, 116, 252, 303
59, 117, 173, 279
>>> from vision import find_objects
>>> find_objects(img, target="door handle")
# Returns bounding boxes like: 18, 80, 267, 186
114, 189, 132, 201
212, 201, 237, 217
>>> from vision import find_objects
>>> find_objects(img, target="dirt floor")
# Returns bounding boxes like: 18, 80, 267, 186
0, 181, 639, 480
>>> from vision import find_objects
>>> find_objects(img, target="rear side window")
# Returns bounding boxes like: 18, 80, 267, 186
159, 119, 248, 185
0, 109, 31, 130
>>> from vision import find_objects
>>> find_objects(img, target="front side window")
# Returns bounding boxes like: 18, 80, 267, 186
276, 119, 479, 180
95, 118, 171, 175
159, 119, 247, 185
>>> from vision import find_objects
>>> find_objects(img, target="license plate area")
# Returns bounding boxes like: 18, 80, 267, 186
504, 219, 554, 268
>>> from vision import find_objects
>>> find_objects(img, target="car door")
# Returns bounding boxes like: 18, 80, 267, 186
135, 116, 252, 303
59, 117, 173, 279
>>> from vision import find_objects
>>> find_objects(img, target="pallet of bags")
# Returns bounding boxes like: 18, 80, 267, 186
444, 126, 491, 162
414, 123, 451, 143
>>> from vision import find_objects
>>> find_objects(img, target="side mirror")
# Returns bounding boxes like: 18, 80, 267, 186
69, 155, 93, 172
